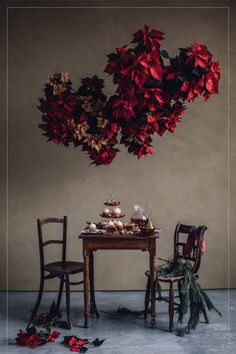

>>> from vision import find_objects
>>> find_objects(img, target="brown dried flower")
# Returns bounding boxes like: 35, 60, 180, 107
76, 122, 90, 140
97, 117, 108, 128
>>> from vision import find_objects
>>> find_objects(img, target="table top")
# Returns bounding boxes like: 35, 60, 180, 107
79, 232, 160, 240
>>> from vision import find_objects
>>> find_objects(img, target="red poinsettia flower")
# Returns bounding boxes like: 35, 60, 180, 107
120, 62, 148, 87
16, 327, 61, 347
81, 75, 104, 90
134, 143, 153, 159
90, 146, 119, 166
112, 98, 135, 120
103, 122, 119, 139
179, 76, 205, 102
63, 335, 105, 352
185, 40, 213, 68
132, 24, 164, 50
104, 46, 131, 76
45, 330, 61, 343
205, 60, 221, 97
38, 91, 77, 146
146, 111, 162, 133
68, 336, 88, 347
16, 330, 41, 347
161, 102, 185, 134
138, 51, 163, 81
142, 88, 165, 110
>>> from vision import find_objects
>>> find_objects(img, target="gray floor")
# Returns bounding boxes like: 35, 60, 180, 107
0, 290, 235, 354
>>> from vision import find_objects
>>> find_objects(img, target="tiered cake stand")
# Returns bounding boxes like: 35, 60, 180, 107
100, 201, 125, 221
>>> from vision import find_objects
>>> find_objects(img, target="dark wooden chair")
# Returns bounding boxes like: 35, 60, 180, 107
144, 223, 209, 331
28, 216, 84, 329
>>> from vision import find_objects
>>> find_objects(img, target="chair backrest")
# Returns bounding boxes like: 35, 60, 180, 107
37, 216, 67, 272
173, 223, 207, 274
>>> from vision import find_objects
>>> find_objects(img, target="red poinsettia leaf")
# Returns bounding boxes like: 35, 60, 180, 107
150, 65, 163, 80
166, 72, 176, 80
150, 28, 165, 39
131, 24, 149, 43
181, 81, 190, 92
126, 84, 136, 97
70, 347, 82, 352
120, 66, 132, 76
139, 59, 149, 68
134, 71, 147, 87
68, 336, 79, 347
80, 112, 89, 122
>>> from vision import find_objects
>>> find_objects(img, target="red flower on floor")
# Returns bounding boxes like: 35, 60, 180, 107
15, 327, 61, 347
63, 335, 105, 352
64, 336, 88, 352
15, 327, 105, 352
16, 330, 41, 347
45, 328, 61, 342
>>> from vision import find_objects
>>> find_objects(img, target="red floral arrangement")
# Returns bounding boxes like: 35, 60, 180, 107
38, 25, 220, 165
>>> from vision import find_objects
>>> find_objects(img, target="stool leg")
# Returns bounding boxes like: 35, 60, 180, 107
28, 276, 44, 327
65, 275, 72, 329
169, 282, 174, 332
144, 276, 151, 319
56, 276, 64, 310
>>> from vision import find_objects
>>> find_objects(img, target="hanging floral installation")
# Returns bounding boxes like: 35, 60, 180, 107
38, 25, 221, 165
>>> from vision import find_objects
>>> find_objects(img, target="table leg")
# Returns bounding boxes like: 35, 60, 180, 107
83, 248, 90, 328
150, 241, 157, 328
89, 251, 99, 318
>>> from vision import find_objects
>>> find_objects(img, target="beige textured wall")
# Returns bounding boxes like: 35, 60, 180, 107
1, 1, 235, 291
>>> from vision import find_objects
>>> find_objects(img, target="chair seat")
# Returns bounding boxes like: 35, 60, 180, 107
158, 275, 184, 283
145, 269, 184, 282
145, 270, 198, 282
44, 261, 84, 275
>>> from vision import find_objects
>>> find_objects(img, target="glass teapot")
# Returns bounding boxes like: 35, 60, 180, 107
131, 205, 152, 227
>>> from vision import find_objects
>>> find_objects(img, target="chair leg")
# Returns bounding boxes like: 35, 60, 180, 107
169, 282, 174, 332
202, 306, 209, 323
177, 280, 182, 309
144, 276, 151, 319
65, 275, 72, 329
28, 276, 44, 327
89, 252, 99, 318
56, 276, 64, 310
177, 280, 181, 297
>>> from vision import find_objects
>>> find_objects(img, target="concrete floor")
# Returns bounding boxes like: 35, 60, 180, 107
0, 290, 235, 353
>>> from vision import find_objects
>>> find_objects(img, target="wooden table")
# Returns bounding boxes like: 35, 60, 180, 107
79, 232, 159, 328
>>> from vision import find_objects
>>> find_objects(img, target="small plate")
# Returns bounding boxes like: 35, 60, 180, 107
81, 229, 104, 234
100, 213, 125, 218
139, 228, 162, 236
104, 201, 120, 206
